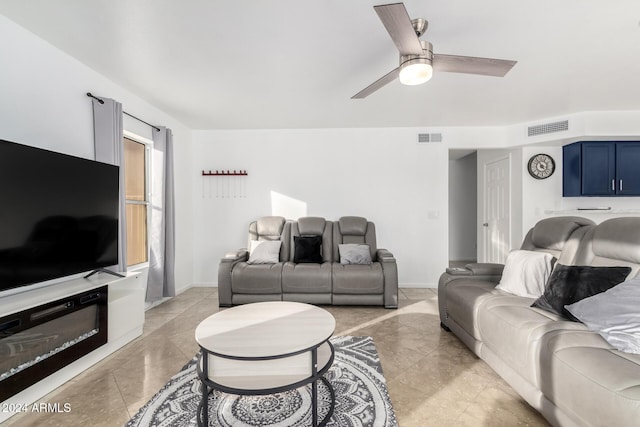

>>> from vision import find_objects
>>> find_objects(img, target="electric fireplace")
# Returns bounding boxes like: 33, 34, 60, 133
0, 286, 108, 401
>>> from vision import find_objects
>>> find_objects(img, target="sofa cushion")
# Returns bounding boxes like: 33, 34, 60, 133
565, 276, 640, 354
338, 216, 368, 235
574, 217, 640, 277
290, 217, 332, 263
231, 262, 283, 294
338, 244, 372, 265
247, 240, 282, 264
255, 216, 286, 237
531, 264, 631, 319
247, 216, 290, 262
496, 250, 555, 298
333, 217, 377, 261
592, 217, 640, 265
539, 329, 640, 427
293, 236, 323, 263
520, 216, 594, 265
530, 216, 593, 251
477, 295, 585, 387
332, 263, 383, 294
282, 262, 332, 293
297, 217, 327, 236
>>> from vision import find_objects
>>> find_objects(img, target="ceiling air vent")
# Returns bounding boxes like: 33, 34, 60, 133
417, 133, 443, 143
527, 120, 569, 137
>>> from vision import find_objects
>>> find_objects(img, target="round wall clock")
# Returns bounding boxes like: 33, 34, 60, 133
527, 154, 555, 179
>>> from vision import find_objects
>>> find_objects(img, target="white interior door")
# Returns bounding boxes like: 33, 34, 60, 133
483, 156, 511, 263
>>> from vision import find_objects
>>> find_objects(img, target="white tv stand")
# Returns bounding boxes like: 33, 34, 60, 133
0, 272, 145, 422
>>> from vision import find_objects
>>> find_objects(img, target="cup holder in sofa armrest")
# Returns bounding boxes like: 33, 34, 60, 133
445, 267, 474, 276
444, 263, 504, 276
463, 262, 505, 276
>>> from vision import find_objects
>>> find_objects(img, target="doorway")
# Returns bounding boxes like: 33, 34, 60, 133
482, 156, 511, 263
448, 150, 477, 267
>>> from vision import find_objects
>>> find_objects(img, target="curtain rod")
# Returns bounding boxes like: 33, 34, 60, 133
86, 92, 160, 132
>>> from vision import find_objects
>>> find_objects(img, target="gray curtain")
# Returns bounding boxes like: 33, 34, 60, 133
91, 97, 128, 273
146, 126, 176, 301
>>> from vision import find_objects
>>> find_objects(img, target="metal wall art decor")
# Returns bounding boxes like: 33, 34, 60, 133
202, 170, 248, 198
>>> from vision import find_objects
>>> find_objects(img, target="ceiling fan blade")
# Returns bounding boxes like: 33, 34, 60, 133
433, 54, 517, 77
351, 67, 400, 99
374, 3, 424, 56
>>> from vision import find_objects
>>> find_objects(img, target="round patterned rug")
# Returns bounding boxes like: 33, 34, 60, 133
126, 336, 397, 427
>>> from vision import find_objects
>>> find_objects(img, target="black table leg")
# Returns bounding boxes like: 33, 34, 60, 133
197, 340, 335, 427
312, 347, 318, 426
201, 351, 209, 427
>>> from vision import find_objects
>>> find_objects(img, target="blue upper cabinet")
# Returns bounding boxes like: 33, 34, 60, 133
562, 143, 582, 197
616, 142, 640, 195
581, 142, 616, 196
563, 141, 640, 197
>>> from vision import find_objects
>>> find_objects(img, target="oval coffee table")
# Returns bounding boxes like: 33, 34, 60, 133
195, 301, 336, 426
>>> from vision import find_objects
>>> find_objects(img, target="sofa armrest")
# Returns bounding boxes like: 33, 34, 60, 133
377, 249, 398, 309
438, 263, 503, 328
377, 248, 395, 262
445, 267, 474, 276
464, 262, 505, 276
222, 249, 248, 261
218, 249, 248, 306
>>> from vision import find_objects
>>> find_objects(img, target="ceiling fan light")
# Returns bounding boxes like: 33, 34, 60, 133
399, 59, 433, 85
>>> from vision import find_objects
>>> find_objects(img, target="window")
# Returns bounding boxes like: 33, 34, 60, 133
124, 137, 149, 266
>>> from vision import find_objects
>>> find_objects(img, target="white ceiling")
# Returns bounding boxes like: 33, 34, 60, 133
2, 0, 640, 130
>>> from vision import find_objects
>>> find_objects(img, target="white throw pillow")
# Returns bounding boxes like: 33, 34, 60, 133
565, 276, 640, 354
338, 244, 372, 265
247, 240, 282, 264
495, 250, 555, 298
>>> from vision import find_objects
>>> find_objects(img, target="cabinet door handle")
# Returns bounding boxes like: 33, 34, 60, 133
612, 179, 615, 191
620, 179, 623, 192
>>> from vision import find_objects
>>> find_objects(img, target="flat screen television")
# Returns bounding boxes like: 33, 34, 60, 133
0, 139, 119, 293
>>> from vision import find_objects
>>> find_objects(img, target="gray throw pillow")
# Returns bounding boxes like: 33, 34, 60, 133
565, 276, 640, 354
338, 244, 372, 265
247, 240, 282, 264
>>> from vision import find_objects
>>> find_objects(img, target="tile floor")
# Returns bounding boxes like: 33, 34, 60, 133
3, 287, 549, 427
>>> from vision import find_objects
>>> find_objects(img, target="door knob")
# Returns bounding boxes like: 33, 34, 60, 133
482, 223, 489, 227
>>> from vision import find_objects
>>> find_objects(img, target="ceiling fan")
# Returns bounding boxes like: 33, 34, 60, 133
352, 2, 517, 99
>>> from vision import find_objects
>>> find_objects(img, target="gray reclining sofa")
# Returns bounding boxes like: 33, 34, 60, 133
438, 216, 640, 427
218, 216, 398, 308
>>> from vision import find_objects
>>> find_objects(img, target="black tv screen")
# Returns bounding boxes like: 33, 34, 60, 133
0, 139, 119, 293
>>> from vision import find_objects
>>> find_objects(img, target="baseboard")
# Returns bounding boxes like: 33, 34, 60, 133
144, 298, 170, 311
399, 283, 437, 289
143, 283, 217, 311
188, 282, 217, 288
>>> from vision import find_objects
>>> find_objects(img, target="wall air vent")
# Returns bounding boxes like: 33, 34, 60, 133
417, 133, 443, 143
527, 120, 569, 137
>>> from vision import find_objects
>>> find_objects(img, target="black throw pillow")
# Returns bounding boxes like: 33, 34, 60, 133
531, 264, 631, 320
293, 236, 323, 263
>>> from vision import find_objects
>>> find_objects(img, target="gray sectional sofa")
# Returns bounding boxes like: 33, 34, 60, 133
438, 216, 640, 427
218, 216, 398, 308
